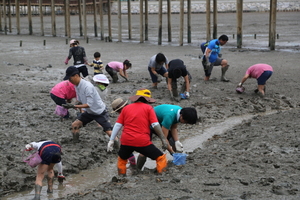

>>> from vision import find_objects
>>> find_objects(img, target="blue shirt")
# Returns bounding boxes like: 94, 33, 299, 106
207, 39, 221, 63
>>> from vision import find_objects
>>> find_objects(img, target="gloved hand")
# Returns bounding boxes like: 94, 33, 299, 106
62, 103, 75, 109
107, 140, 114, 152
184, 91, 190, 98
25, 144, 33, 151
237, 82, 242, 87
175, 141, 183, 153
64, 57, 70, 65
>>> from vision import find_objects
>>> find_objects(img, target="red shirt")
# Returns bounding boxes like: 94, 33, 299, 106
117, 102, 158, 147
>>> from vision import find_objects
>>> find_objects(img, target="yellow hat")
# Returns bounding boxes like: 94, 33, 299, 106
129, 88, 156, 103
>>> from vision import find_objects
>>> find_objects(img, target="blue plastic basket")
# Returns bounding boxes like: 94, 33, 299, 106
172, 153, 187, 165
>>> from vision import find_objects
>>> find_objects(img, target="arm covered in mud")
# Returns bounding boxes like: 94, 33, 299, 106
152, 123, 169, 153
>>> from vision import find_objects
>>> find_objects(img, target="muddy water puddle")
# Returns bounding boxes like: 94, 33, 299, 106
3, 110, 279, 200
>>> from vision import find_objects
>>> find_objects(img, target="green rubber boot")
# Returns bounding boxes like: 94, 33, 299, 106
32, 184, 42, 200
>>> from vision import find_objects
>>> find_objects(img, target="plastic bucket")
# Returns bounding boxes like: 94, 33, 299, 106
172, 153, 187, 166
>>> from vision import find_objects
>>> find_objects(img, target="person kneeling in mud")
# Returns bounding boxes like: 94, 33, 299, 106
107, 89, 168, 175
200, 34, 230, 81
25, 140, 64, 200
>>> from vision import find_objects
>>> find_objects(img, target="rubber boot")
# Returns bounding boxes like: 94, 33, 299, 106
136, 155, 147, 171
171, 81, 178, 97
47, 176, 54, 193
72, 132, 79, 143
112, 71, 118, 83
156, 154, 167, 174
32, 184, 42, 200
128, 155, 136, 167
221, 65, 230, 82
117, 156, 127, 175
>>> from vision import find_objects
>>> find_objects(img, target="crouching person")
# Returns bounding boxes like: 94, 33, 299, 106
107, 89, 168, 175
25, 140, 63, 200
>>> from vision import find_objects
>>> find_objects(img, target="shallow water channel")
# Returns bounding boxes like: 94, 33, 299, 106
3, 111, 278, 200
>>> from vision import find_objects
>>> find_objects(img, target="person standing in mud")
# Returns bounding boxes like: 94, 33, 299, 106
136, 104, 198, 170
65, 39, 89, 78
88, 51, 104, 75
61, 66, 114, 143
167, 59, 191, 101
107, 89, 168, 175
237, 63, 273, 96
25, 140, 63, 200
148, 53, 169, 89
200, 35, 230, 82
105, 60, 132, 83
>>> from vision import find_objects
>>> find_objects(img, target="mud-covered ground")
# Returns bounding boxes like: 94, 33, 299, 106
0, 12, 299, 200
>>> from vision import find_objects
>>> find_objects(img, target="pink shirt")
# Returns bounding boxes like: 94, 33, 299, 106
245, 64, 273, 79
107, 61, 124, 72
50, 80, 76, 100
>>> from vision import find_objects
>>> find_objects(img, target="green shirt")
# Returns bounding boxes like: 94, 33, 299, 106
154, 104, 181, 129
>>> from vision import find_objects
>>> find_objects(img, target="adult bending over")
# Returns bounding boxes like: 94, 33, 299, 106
238, 63, 273, 96
105, 60, 132, 83
107, 89, 168, 175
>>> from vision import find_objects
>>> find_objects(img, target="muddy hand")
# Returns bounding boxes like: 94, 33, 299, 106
62, 103, 75, 109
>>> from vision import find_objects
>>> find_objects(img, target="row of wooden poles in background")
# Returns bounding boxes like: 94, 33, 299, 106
1, 0, 278, 50
17, 33, 281, 48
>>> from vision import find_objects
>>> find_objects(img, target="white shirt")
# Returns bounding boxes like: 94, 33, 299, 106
76, 79, 106, 115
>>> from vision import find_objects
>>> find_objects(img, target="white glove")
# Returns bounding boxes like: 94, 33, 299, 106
184, 91, 190, 98
238, 82, 242, 87
107, 140, 114, 152
25, 144, 32, 150
175, 141, 183, 153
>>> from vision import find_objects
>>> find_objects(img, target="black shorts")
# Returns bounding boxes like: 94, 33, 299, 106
78, 110, 112, 132
118, 144, 163, 160
40, 142, 61, 165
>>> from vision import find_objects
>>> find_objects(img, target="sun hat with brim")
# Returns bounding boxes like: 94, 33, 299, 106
111, 98, 128, 113
63, 66, 79, 80
93, 74, 110, 85
129, 88, 156, 103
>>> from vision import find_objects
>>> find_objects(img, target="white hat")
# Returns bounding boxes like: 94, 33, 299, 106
93, 74, 110, 85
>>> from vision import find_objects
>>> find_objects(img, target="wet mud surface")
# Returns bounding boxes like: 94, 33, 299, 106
0, 12, 299, 200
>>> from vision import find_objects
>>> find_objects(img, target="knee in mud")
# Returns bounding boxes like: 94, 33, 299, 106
71, 125, 81, 131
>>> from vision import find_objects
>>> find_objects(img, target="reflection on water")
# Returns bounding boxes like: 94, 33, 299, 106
3, 110, 279, 200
